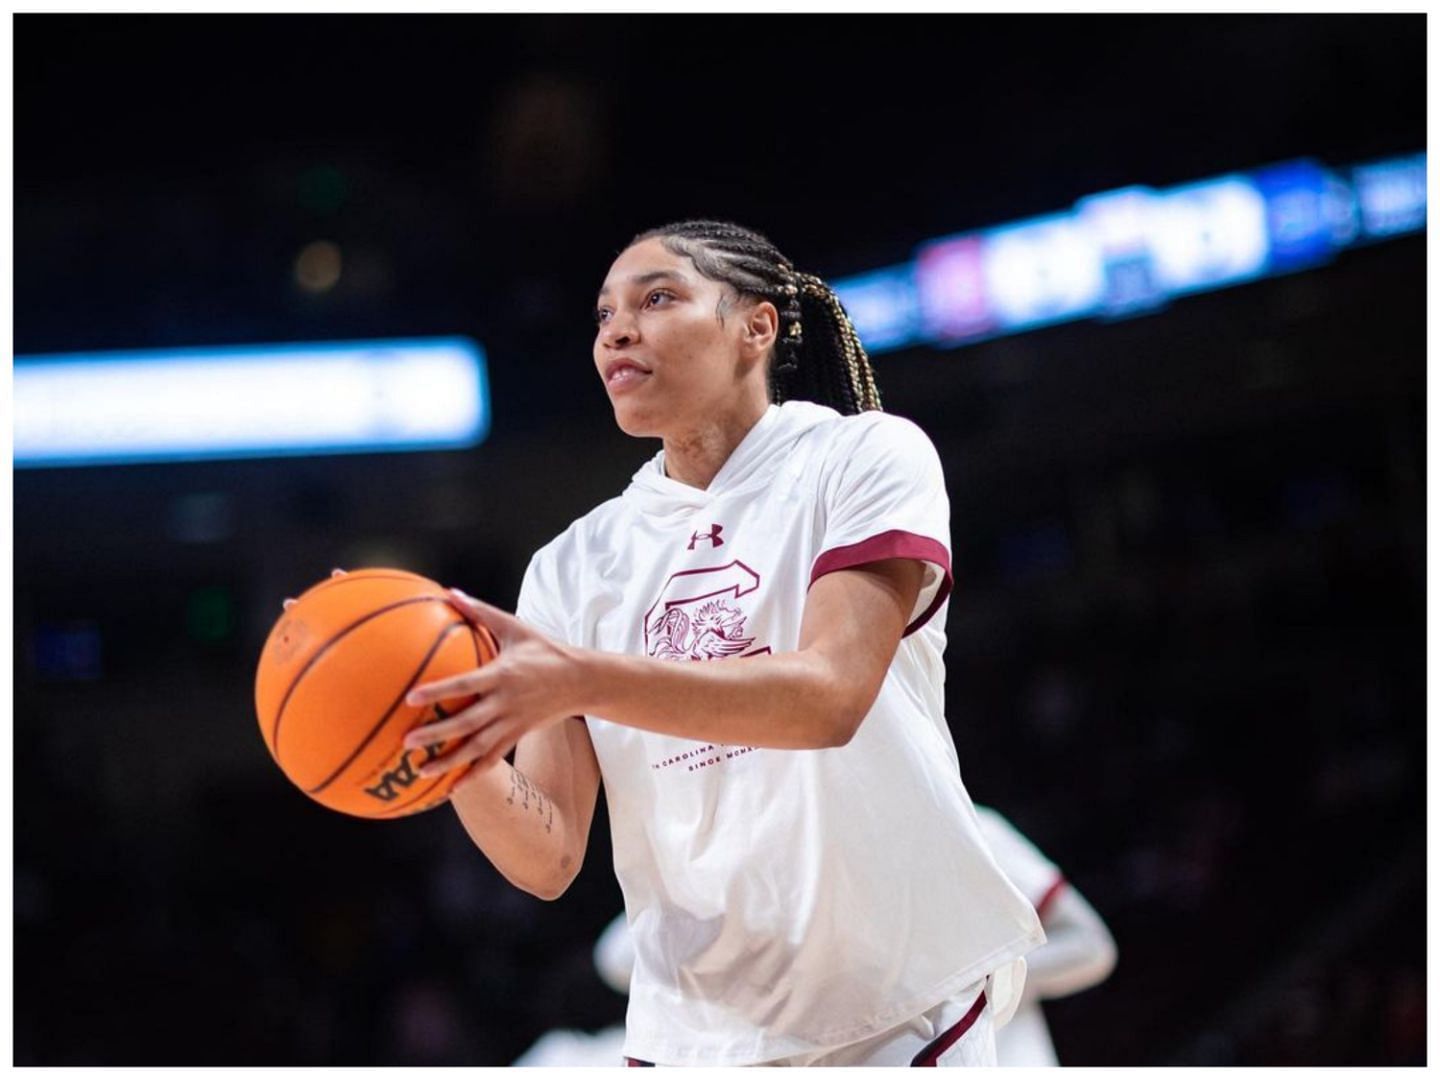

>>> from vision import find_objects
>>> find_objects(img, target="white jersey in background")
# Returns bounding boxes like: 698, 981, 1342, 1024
517, 401, 1043, 1066
975, 806, 1118, 1067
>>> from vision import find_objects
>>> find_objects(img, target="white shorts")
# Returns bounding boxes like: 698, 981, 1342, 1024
624, 978, 995, 1068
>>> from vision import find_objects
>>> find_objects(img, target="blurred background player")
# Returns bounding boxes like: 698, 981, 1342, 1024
973, 806, 1117, 1067
514, 805, 1116, 1068
511, 914, 630, 1067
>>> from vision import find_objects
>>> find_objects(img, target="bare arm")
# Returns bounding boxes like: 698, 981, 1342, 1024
582, 556, 924, 750
404, 556, 926, 773
445, 710, 601, 901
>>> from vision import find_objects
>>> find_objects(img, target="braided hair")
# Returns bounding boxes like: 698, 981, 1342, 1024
629, 220, 882, 414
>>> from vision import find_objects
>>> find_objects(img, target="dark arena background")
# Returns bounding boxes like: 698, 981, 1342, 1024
12, 13, 1426, 1067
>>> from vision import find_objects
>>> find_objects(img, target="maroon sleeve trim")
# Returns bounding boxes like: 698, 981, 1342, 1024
810, 529, 953, 637
1035, 875, 1068, 920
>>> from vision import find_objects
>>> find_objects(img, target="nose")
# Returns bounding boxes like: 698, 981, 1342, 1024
598, 310, 638, 349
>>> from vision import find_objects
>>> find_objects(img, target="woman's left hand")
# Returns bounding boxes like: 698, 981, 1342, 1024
403, 589, 587, 776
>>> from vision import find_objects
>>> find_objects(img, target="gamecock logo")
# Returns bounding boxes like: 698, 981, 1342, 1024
644, 560, 763, 661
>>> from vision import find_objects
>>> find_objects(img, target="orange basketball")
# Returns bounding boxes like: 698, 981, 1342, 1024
255, 568, 498, 819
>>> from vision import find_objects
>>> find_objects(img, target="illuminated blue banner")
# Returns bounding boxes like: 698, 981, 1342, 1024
1352, 154, 1426, 239
832, 266, 922, 352
1254, 159, 1338, 273
914, 234, 992, 345
1076, 186, 1168, 320
981, 212, 1109, 332
1146, 175, 1270, 295
835, 151, 1424, 355
14, 337, 490, 467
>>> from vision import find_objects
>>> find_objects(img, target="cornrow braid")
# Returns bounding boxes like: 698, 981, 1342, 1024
630, 220, 882, 414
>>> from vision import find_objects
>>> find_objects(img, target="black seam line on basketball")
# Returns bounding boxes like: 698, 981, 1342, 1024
377, 627, 491, 816
271, 595, 452, 752
271, 595, 444, 750
472, 622, 499, 665
306, 617, 470, 796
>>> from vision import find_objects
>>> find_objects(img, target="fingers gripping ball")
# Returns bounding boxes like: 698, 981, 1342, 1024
255, 569, 497, 819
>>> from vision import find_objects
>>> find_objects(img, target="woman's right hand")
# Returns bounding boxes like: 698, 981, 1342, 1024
403, 590, 590, 777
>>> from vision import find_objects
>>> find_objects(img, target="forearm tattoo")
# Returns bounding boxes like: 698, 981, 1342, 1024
507, 767, 555, 834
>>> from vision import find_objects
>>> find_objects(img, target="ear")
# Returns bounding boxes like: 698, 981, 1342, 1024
739, 299, 779, 362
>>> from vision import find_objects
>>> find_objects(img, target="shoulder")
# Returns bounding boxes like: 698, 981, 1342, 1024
806, 408, 940, 462
847, 410, 938, 450
802, 410, 944, 498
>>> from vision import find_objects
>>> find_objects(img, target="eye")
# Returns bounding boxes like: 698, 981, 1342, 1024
593, 306, 612, 325
645, 289, 674, 308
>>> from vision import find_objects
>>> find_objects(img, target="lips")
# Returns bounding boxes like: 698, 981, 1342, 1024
604, 358, 652, 388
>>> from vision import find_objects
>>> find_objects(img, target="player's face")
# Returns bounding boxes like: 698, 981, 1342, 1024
594, 238, 757, 439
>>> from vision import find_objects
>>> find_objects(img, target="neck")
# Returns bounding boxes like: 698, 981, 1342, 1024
661, 398, 770, 489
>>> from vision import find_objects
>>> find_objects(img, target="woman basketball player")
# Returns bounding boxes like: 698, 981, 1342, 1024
401, 221, 1044, 1066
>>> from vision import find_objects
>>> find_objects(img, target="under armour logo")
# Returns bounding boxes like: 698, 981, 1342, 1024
687, 523, 725, 550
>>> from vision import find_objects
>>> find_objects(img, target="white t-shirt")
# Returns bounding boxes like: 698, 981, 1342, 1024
516, 401, 1044, 1066
975, 807, 1067, 921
